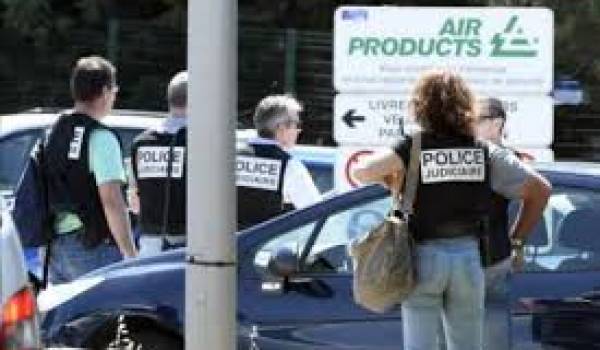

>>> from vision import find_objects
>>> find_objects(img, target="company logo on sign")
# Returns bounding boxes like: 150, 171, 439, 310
491, 15, 539, 57
420, 148, 485, 184
347, 15, 540, 59
236, 156, 282, 191
137, 146, 185, 179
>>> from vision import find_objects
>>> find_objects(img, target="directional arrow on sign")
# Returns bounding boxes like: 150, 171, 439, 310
342, 109, 366, 128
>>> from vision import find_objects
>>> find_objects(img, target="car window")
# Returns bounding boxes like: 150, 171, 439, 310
302, 196, 390, 274
0, 130, 41, 191
253, 222, 316, 274
252, 195, 392, 276
522, 186, 600, 272
306, 164, 333, 193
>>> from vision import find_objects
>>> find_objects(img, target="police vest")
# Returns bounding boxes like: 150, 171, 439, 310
236, 143, 290, 230
131, 128, 187, 236
487, 148, 528, 264
45, 112, 122, 248
409, 132, 494, 241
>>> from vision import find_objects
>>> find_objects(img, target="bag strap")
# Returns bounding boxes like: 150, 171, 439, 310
398, 132, 421, 215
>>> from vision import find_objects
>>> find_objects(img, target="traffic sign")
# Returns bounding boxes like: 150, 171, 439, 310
334, 7, 553, 94
335, 93, 553, 147
334, 94, 419, 146
335, 146, 385, 192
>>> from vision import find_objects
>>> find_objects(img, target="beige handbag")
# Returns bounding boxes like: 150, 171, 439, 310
349, 132, 421, 313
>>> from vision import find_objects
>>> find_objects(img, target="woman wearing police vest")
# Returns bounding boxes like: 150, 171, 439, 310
354, 70, 550, 350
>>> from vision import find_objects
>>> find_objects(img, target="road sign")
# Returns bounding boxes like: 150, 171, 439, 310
335, 146, 385, 192
334, 7, 553, 94
335, 93, 553, 147
334, 94, 418, 146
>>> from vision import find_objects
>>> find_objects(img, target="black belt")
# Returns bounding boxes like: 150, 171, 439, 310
417, 221, 486, 241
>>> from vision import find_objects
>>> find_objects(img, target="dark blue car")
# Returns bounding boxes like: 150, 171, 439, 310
39, 162, 600, 349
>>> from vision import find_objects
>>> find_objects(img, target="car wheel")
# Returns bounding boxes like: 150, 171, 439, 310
88, 315, 183, 350
110, 328, 183, 350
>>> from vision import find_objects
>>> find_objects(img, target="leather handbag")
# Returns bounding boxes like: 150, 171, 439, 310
349, 132, 421, 313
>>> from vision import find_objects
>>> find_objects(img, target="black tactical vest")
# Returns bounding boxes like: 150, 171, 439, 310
408, 132, 494, 241
131, 128, 187, 236
45, 112, 122, 248
236, 142, 290, 230
487, 147, 527, 264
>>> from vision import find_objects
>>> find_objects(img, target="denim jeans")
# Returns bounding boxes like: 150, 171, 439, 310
402, 236, 485, 350
48, 230, 121, 284
484, 258, 512, 350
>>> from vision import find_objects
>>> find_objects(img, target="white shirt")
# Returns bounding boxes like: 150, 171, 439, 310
155, 115, 187, 134
248, 138, 321, 209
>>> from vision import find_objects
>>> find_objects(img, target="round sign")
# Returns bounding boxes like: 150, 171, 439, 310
344, 149, 374, 188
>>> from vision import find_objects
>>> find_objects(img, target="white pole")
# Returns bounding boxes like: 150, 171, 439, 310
186, 0, 237, 349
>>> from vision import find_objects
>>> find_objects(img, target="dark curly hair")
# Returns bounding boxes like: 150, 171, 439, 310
410, 70, 477, 138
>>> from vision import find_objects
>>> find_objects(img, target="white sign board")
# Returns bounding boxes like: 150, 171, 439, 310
335, 94, 553, 147
334, 7, 553, 94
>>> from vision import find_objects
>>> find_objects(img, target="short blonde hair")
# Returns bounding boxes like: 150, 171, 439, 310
253, 95, 302, 138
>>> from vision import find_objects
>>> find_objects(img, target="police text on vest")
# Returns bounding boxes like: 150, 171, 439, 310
235, 156, 282, 191
137, 146, 185, 178
420, 148, 485, 184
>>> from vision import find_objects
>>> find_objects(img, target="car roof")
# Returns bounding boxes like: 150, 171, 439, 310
0, 109, 166, 135
535, 161, 600, 177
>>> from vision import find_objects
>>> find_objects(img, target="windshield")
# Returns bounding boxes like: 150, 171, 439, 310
0, 130, 41, 192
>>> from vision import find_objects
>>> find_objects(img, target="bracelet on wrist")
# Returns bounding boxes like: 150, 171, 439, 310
511, 237, 524, 249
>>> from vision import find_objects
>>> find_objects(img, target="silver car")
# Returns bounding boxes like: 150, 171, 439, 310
0, 198, 41, 349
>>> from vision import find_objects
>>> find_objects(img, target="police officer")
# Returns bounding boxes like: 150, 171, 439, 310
476, 97, 533, 350
45, 56, 137, 284
236, 95, 321, 230
354, 70, 551, 350
130, 71, 187, 256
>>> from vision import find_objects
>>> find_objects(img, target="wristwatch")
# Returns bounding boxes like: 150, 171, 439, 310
511, 237, 524, 249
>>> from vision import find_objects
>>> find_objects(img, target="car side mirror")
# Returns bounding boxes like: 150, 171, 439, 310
266, 248, 299, 278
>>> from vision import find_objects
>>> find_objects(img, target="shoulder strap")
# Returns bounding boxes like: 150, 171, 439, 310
399, 132, 421, 215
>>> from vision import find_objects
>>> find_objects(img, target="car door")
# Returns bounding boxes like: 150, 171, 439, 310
239, 194, 407, 349
510, 184, 600, 348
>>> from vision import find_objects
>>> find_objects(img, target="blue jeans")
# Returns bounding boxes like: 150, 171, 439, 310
402, 237, 484, 350
484, 258, 512, 350
48, 230, 121, 284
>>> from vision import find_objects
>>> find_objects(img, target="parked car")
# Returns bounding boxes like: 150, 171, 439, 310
0, 198, 41, 349
38, 162, 600, 349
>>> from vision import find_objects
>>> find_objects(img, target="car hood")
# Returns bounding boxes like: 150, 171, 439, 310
84, 247, 186, 278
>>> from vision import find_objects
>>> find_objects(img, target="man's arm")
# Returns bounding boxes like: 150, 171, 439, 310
510, 173, 552, 243
489, 145, 552, 270
353, 150, 405, 196
98, 180, 137, 258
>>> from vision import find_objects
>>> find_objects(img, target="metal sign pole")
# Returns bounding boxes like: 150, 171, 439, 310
187, 1, 237, 349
